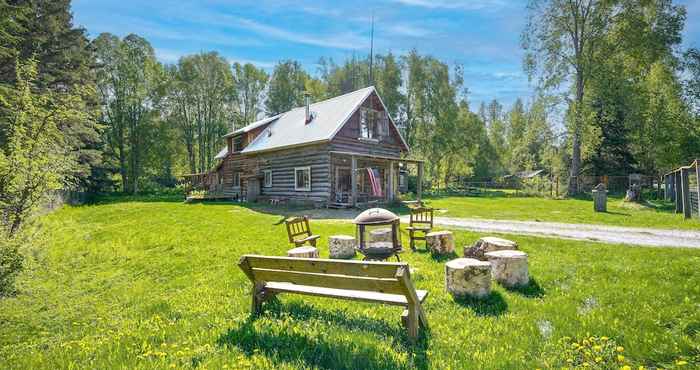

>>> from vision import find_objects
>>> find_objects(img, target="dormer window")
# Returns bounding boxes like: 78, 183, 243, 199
233, 135, 245, 152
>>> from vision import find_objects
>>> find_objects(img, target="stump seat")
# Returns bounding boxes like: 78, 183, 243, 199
426, 231, 455, 255
287, 246, 319, 258
445, 258, 492, 298
484, 250, 529, 288
328, 235, 356, 259
464, 236, 518, 260
238, 255, 429, 340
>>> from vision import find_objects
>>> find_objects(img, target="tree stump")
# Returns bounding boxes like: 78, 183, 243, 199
287, 246, 319, 258
445, 258, 491, 298
369, 228, 392, 243
328, 235, 356, 259
484, 250, 529, 288
464, 237, 518, 260
426, 231, 455, 255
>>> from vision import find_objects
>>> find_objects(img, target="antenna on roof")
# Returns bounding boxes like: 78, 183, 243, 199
369, 12, 374, 87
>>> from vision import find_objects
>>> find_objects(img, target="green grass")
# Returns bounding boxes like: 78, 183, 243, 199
1, 199, 699, 369
420, 194, 700, 230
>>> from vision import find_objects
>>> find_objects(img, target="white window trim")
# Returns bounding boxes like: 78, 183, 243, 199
263, 170, 272, 188
232, 172, 240, 189
294, 166, 312, 192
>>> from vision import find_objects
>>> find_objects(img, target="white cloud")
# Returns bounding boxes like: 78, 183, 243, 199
228, 57, 277, 69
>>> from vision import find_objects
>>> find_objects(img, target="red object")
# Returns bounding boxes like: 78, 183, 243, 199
367, 168, 383, 197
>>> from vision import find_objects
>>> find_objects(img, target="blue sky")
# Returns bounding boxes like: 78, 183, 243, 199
72, 0, 699, 111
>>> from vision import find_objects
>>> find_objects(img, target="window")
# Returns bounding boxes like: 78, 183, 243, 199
360, 108, 374, 139
233, 172, 240, 188
263, 170, 272, 188
294, 167, 311, 191
233, 135, 244, 152
360, 108, 388, 140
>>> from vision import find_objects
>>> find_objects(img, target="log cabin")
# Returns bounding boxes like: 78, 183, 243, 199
187, 86, 423, 207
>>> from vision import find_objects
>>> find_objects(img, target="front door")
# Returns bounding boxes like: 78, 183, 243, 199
335, 167, 351, 203
247, 178, 260, 202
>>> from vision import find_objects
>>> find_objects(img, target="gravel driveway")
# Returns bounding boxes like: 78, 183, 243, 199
400, 216, 700, 248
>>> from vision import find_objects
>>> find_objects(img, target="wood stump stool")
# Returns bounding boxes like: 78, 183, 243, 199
464, 236, 518, 260
369, 228, 392, 243
287, 246, 319, 258
445, 258, 491, 298
426, 231, 455, 255
328, 235, 356, 259
484, 250, 529, 288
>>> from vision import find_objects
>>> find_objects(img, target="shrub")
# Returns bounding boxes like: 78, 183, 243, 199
0, 234, 23, 296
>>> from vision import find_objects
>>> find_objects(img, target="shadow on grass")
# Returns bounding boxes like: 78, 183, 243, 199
505, 277, 545, 298
453, 291, 508, 317
80, 193, 186, 205
218, 301, 430, 370
430, 251, 458, 262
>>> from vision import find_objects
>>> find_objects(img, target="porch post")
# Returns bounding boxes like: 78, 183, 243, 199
675, 171, 682, 213
417, 162, 423, 203
387, 161, 395, 202
351, 155, 357, 207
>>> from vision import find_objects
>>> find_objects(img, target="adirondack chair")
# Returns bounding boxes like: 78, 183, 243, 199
284, 216, 320, 247
406, 207, 434, 251
238, 254, 429, 340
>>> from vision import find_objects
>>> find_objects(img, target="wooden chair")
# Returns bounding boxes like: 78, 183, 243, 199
406, 207, 434, 251
238, 254, 429, 340
284, 216, 320, 247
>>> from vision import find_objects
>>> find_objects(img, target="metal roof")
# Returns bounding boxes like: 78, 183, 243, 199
223, 114, 283, 138
242, 86, 375, 154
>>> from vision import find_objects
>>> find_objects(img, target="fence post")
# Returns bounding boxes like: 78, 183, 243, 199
696, 160, 700, 219
681, 167, 691, 219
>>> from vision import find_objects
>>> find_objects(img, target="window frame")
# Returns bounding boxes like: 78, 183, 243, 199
232, 172, 241, 189
263, 169, 272, 188
294, 166, 312, 192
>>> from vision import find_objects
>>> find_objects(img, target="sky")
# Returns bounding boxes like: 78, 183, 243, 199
72, 0, 700, 111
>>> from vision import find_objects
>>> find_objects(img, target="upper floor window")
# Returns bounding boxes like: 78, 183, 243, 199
233, 135, 245, 152
360, 108, 389, 140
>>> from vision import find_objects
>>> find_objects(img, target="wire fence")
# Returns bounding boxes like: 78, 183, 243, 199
664, 159, 700, 219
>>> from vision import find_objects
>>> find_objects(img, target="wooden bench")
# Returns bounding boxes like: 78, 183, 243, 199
238, 255, 429, 339
284, 216, 320, 248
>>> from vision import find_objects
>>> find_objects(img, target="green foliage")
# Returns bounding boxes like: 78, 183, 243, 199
266, 60, 311, 115
0, 200, 698, 368
0, 59, 83, 294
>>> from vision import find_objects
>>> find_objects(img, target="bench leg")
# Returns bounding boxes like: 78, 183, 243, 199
409, 231, 415, 251
251, 282, 265, 315
405, 303, 420, 340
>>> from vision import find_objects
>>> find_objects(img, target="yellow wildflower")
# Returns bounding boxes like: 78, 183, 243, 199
621, 366, 631, 370
676, 360, 688, 366
617, 355, 625, 362
595, 356, 603, 363
616, 346, 625, 352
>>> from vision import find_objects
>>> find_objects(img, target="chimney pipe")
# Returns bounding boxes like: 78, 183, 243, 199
304, 92, 311, 124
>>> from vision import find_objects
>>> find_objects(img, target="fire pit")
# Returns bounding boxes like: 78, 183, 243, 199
353, 208, 403, 261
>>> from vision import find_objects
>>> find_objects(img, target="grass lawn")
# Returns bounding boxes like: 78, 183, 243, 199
420, 194, 700, 230
1, 198, 699, 369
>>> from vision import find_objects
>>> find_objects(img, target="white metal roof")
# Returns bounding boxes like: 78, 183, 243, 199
213, 146, 228, 160
242, 86, 374, 154
216, 86, 408, 156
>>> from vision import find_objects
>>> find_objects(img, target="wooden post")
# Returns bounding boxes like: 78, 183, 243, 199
676, 171, 683, 213
387, 161, 395, 202
417, 162, 423, 203
681, 168, 691, 219
351, 155, 357, 207
696, 160, 700, 219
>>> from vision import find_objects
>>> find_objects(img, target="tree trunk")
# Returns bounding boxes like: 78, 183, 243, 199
568, 71, 584, 195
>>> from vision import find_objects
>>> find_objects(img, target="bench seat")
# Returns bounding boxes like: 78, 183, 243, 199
266, 282, 428, 307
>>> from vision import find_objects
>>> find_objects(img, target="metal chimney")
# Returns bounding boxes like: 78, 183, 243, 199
304, 92, 311, 124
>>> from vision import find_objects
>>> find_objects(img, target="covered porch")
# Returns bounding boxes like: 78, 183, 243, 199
328, 151, 423, 208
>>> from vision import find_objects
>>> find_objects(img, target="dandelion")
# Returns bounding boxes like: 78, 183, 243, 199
676, 360, 688, 366
621, 366, 631, 370
617, 355, 625, 362
616, 346, 625, 352
595, 356, 603, 363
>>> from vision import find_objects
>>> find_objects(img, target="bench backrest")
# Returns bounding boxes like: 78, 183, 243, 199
409, 207, 434, 227
285, 216, 312, 242
239, 255, 411, 295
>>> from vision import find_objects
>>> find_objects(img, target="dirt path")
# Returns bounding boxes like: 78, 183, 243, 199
400, 216, 700, 248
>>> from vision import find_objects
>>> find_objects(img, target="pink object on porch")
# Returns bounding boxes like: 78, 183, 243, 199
367, 168, 383, 197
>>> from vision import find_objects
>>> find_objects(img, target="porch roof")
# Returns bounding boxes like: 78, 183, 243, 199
329, 151, 424, 164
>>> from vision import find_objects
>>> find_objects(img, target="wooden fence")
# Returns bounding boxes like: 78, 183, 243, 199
663, 159, 700, 219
